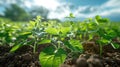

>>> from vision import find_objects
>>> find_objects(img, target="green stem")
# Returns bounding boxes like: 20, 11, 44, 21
58, 41, 61, 49
33, 37, 38, 53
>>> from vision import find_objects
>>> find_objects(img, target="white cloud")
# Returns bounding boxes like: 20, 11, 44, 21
32, 0, 60, 10
24, 0, 72, 19
73, 6, 99, 18
48, 4, 71, 19
24, 1, 32, 8
5, 0, 119, 20
100, 0, 120, 17
102, 0, 120, 8
100, 8, 120, 16
48, 11, 70, 20
31, 0, 120, 21
74, 6, 89, 13
73, 0, 120, 19
0, 0, 16, 5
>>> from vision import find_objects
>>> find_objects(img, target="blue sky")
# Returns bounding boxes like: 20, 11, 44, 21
0, 0, 120, 21
61, 0, 108, 6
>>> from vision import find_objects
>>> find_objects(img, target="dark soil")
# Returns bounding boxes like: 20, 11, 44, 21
0, 44, 49, 67
0, 41, 120, 67
60, 42, 120, 67
61, 52, 120, 67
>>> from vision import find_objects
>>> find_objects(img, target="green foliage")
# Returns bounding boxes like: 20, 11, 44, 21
4, 4, 29, 21
95, 15, 110, 23
69, 13, 75, 18
39, 46, 67, 67
38, 39, 51, 44
111, 43, 120, 49
10, 44, 22, 52
63, 39, 83, 52
45, 27, 58, 35
0, 15, 120, 67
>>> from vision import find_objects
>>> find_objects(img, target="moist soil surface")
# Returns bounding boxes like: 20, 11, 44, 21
0, 44, 49, 67
61, 43, 120, 67
0, 44, 120, 67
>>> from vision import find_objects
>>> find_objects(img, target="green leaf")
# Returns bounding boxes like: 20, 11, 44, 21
69, 39, 83, 51
37, 16, 41, 21
10, 44, 22, 52
111, 43, 120, 49
29, 21, 36, 26
20, 32, 31, 35
39, 39, 51, 44
64, 39, 83, 52
39, 46, 67, 67
60, 27, 70, 34
100, 39, 109, 44
45, 27, 58, 35
0, 32, 6, 37
17, 32, 31, 39
70, 13, 75, 18
95, 15, 101, 20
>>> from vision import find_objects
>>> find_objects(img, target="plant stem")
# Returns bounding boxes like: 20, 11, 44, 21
33, 41, 37, 53
33, 37, 38, 53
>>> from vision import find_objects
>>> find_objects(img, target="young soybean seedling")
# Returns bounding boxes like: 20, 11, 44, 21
31, 16, 43, 53
31, 16, 50, 53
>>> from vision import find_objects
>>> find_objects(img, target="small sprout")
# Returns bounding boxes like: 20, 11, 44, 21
69, 13, 75, 18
